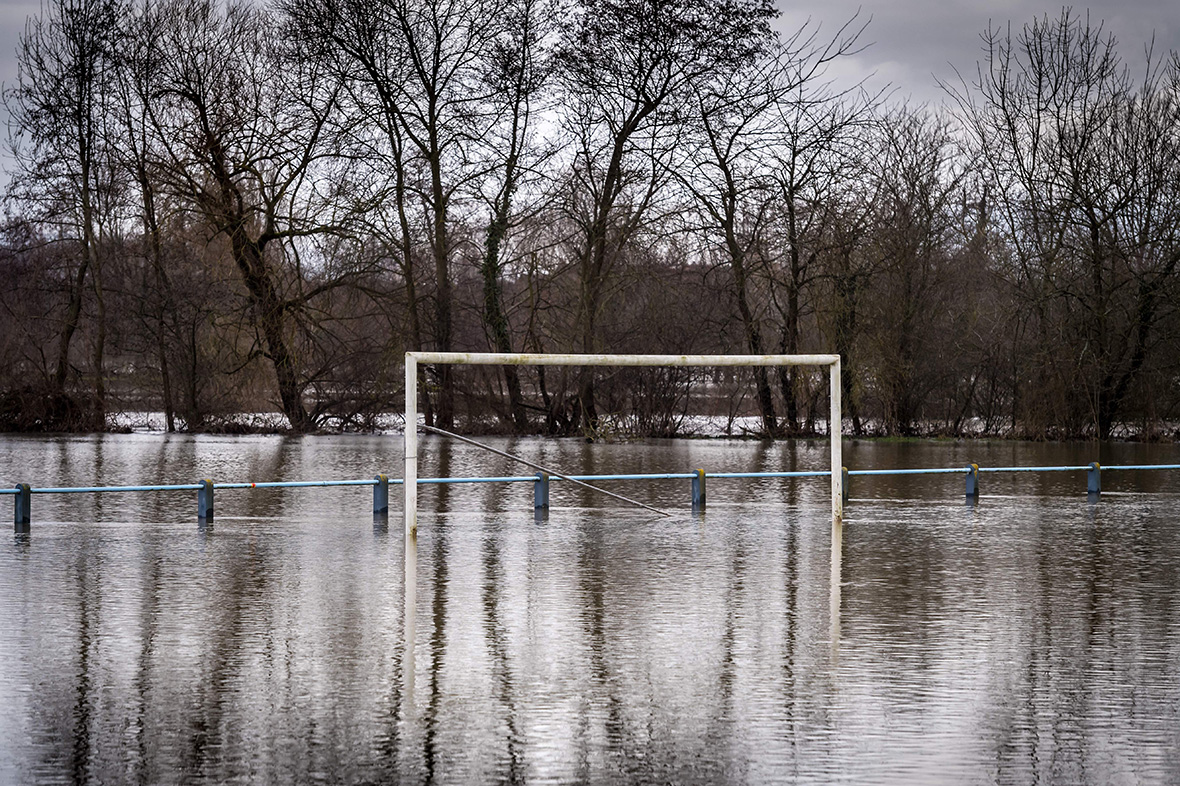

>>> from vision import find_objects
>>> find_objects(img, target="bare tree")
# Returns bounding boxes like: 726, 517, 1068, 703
108, 0, 181, 430
767, 20, 874, 433
140, 0, 351, 432
285, 0, 503, 429
675, 53, 786, 435
386, 0, 501, 428
471, 0, 556, 432
678, 19, 871, 435
812, 150, 881, 435
862, 105, 968, 435
282, 0, 435, 423
949, 10, 1180, 437
6, 0, 122, 426
556, 0, 778, 431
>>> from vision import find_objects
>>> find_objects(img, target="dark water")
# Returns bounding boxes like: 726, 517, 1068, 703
2, 434, 1179, 784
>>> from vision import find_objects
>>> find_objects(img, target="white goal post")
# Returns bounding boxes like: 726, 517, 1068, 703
403, 352, 842, 535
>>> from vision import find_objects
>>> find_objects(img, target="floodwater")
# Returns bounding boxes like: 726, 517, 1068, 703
1, 433, 1179, 785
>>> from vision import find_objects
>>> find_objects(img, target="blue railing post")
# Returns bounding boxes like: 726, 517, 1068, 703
691, 469, 706, 510
374, 474, 389, 514
966, 464, 980, 498
841, 467, 849, 504
534, 472, 550, 510
197, 479, 214, 521
1088, 462, 1101, 495
14, 484, 30, 532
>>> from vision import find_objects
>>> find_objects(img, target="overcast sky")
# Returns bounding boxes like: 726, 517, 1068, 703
775, 0, 1180, 106
0, 0, 1175, 171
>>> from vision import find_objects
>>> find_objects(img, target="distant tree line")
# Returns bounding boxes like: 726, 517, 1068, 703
1, 1, 1177, 439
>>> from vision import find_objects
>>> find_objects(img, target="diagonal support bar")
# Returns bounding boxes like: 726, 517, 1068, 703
422, 425, 671, 517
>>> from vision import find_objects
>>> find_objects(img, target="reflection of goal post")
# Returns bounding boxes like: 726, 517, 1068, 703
404, 352, 842, 535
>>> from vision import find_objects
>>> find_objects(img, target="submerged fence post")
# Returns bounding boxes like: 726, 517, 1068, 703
966, 464, 980, 498
691, 469, 706, 510
1088, 462, 1101, 495
841, 468, 849, 504
374, 474, 390, 515
534, 472, 550, 510
14, 484, 30, 532
197, 479, 214, 521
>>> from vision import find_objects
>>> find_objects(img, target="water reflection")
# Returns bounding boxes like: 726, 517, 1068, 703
403, 528, 417, 715
422, 438, 452, 785
2, 436, 1180, 784
830, 519, 841, 659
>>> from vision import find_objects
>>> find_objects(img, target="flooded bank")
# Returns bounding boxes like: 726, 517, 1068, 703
2, 435, 1179, 784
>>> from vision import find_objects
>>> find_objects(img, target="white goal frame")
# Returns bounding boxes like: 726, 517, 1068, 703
404, 352, 842, 535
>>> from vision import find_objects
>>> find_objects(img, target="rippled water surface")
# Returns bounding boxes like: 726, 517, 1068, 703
1, 434, 1179, 784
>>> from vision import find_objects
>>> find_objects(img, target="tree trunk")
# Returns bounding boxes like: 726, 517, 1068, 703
428, 136, 454, 429
140, 172, 176, 432
731, 254, 777, 436
780, 274, 800, 433
230, 231, 310, 432
781, 195, 804, 433
80, 125, 103, 426
481, 125, 528, 431
184, 321, 202, 429
575, 110, 652, 433
1098, 277, 1161, 439
53, 256, 90, 396
832, 261, 862, 435
91, 253, 106, 424
577, 286, 599, 430
482, 216, 528, 431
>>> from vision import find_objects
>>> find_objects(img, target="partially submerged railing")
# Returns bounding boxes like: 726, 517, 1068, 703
8, 462, 1180, 532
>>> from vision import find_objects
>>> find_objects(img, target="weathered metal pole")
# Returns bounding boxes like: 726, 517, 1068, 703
830, 359, 843, 631
534, 472, 549, 510
374, 474, 389, 515
966, 464, 980, 498
830, 359, 843, 528
405, 356, 418, 537
691, 469, 706, 510
197, 479, 214, 521
14, 484, 30, 532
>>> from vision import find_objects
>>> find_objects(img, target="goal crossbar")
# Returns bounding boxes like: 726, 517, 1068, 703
404, 352, 843, 534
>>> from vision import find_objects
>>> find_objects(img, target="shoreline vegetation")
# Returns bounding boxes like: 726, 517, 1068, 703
6, 408, 1175, 443
2, 4, 1177, 441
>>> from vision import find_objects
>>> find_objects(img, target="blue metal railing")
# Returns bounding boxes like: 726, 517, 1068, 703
30, 484, 205, 493
8, 463, 1180, 530
978, 465, 1091, 473
213, 480, 377, 490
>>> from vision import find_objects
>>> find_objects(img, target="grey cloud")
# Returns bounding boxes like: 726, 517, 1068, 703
775, 0, 1180, 104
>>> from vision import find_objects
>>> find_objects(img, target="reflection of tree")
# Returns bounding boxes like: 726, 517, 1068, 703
131, 539, 164, 783
572, 521, 625, 781
422, 437, 452, 783
777, 518, 801, 758
702, 526, 743, 764
480, 516, 524, 782
69, 555, 94, 783
184, 537, 280, 777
